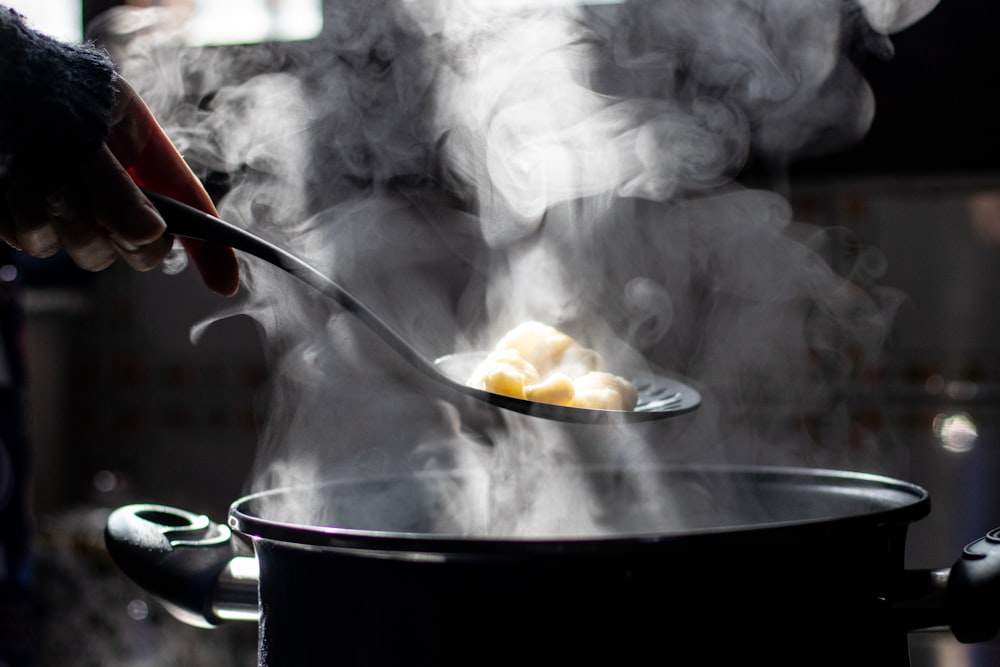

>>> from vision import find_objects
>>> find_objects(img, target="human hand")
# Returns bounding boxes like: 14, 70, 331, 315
0, 77, 239, 296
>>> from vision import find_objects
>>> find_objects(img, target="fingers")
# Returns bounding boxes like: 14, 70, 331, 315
39, 187, 117, 271
107, 77, 219, 217
2, 188, 61, 257
0, 77, 240, 295
1, 145, 173, 273
4, 182, 120, 269
108, 78, 240, 296
82, 144, 173, 271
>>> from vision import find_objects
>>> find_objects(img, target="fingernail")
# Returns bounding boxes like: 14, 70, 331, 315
22, 228, 61, 257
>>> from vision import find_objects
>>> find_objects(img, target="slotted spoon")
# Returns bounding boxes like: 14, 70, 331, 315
142, 189, 701, 424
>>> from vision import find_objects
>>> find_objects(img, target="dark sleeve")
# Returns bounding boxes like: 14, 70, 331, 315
0, 6, 119, 196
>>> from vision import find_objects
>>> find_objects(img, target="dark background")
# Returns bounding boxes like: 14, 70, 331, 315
793, 0, 1000, 177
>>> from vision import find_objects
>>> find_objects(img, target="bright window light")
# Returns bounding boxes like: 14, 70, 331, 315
5, 1, 324, 46
5, 0, 83, 42
186, 0, 323, 45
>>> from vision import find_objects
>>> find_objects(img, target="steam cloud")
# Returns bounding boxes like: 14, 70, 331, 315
96, 0, 937, 535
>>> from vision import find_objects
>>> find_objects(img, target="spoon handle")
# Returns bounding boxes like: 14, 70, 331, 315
141, 188, 440, 379
141, 190, 701, 423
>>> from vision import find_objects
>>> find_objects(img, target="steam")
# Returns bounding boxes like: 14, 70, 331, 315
96, 0, 935, 536
858, 0, 940, 32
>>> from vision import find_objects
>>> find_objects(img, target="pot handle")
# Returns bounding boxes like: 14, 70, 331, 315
105, 504, 260, 627
947, 527, 1000, 643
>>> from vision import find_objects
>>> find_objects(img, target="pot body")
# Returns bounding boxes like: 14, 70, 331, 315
233, 466, 929, 667
254, 530, 907, 666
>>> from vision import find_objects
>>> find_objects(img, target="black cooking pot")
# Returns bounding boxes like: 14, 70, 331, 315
105, 464, 1000, 667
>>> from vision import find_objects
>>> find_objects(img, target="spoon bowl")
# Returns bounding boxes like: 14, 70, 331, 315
432, 351, 700, 422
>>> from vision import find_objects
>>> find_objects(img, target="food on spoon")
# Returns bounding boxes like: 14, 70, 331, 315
571, 371, 638, 410
467, 321, 638, 411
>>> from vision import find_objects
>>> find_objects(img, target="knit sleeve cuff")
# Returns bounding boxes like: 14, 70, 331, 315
0, 7, 119, 195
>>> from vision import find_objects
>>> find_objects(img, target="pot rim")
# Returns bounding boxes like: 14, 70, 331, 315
226, 464, 930, 556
